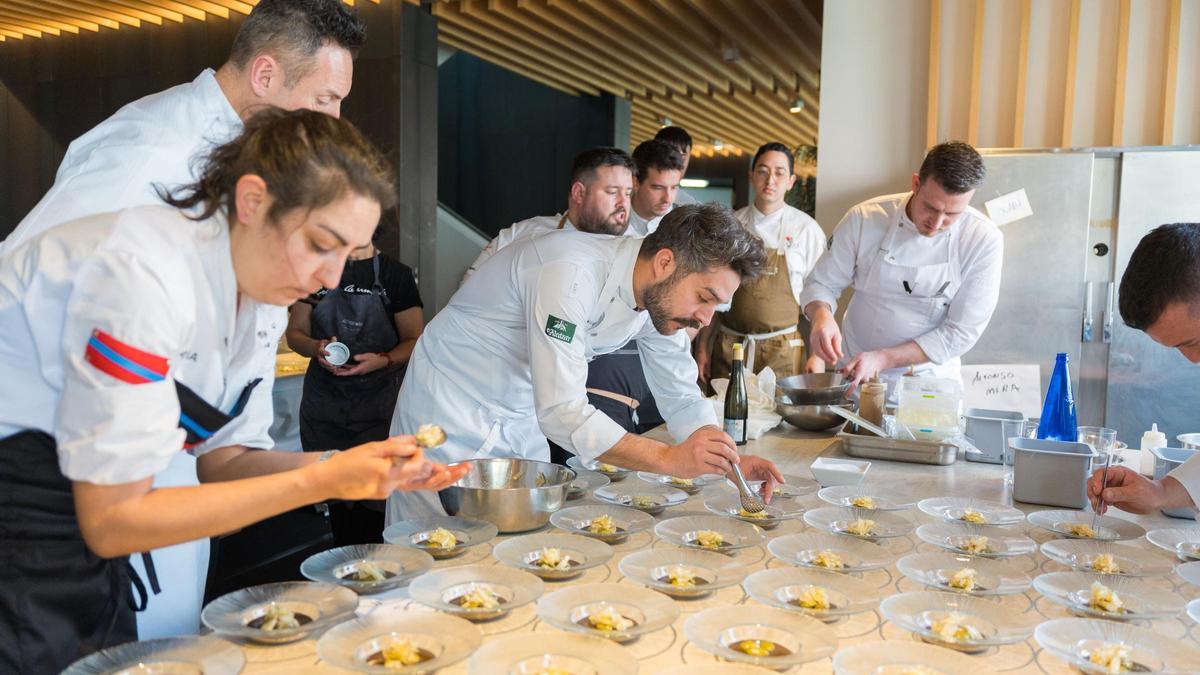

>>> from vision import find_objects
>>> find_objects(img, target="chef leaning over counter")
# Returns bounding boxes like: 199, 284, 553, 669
387, 203, 785, 523
0, 109, 466, 674
0, 0, 367, 642
1089, 222, 1200, 517
799, 141, 1004, 397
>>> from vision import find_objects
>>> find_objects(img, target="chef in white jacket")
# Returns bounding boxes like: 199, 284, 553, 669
0, 0, 365, 639
654, 126, 700, 206
625, 139, 685, 237
1088, 223, 1200, 517
799, 141, 1003, 398
463, 147, 634, 280
388, 203, 784, 522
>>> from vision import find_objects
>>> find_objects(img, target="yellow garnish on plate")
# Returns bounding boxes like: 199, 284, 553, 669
586, 514, 617, 534
456, 586, 500, 609
424, 527, 457, 549
666, 566, 698, 588
586, 606, 633, 631
959, 508, 987, 524
734, 639, 777, 657
533, 547, 572, 570
1091, 553, 1121, 574
738, 507, 769, 519
1089, 581, 1125, 613
630, 495, 660, 508
812, 550, 844, 569
379, 638, 424, 667
1089, 642, 1134, 673
796, 586, 831, 610
850, 495, 877, 509
947, 567, 979, 592
695, 530, 725, 548
960, 536, 991, 554
595, 463, 620, 473
255, 605, 301, 631
1066, 522, 1098, 538
669, 477, 694, 486
845, 518, 875, 536
930, 613, 984, 642
347, 560, 388, 582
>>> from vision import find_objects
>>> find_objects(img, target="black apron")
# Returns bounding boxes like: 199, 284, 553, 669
299, 254, 403, 450
0, 380, 258, 674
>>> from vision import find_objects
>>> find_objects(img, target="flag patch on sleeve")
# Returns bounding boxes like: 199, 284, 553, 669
84, 329, 169, 384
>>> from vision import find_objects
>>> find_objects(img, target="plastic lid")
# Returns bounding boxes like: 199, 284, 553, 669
1142, 422, 1167, 442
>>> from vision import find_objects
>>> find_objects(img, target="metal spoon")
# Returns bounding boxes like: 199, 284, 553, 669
729, 462, 764, 513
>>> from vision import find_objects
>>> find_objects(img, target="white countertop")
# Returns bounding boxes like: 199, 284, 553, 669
230, 424, 1200, 673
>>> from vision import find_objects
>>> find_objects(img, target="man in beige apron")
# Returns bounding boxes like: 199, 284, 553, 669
699, 143, 826, 385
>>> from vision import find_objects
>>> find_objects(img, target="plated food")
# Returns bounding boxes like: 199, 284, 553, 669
467, 633, 638, 675
1040, 539, 1174, 577
897, 553, 1031, 596
382, 516, 497, 561
201, 581, 358, 644
300, 544, 434, 594
1145, 527, 1200, 561
1033, 572, 1184, 621
817, 484, 918, 511
767, 532, 892, 572
742, 568, 877, 620
654, 515, 766, 553
536, 583, 678, 643
550, 505, 654, 544
832, 641, 982, 675
917, 497, 1025, 527
409, 565, 543, 621
881, 591, 1039, 653
1035, 618, 1200, 674
62, 636, 245, 675
493, 533, 613, 581
619, 548, 750, 599
683, 606, 837, 668
567, 456, 630, 482
317, 612, 481, 673
1027, 509, 1146, 541
637, 471, 723, 495
804, 506, 913, 540
594, 482, 688, 516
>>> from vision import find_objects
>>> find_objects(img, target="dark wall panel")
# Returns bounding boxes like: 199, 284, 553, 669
438, 51, 614, 237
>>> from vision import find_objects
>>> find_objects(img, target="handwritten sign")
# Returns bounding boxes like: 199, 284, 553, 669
960, 364, 1042, 417
984, 188, 1033, 226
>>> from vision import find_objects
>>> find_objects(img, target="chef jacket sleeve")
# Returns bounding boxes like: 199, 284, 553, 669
526, 261, 629, 462
798, 206, 862, 315
785, 218, 829, 305
55, 248, 190, 485
637, 329, 719, 441
195, 307, 286, 454
463, 226, 515, 282
1167, 455, 1200, 514
913, 223, 1004, 364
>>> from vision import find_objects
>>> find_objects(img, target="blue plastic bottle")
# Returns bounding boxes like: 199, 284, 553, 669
1037, 353, 1078, 441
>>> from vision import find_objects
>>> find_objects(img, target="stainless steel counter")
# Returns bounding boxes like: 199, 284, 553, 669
232, 424, 1200, 673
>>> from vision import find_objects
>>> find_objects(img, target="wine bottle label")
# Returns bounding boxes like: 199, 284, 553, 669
723, 418, 746, 445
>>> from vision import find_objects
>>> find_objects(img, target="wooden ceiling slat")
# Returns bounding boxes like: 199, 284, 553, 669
0, 27, 22, 39
0, 11, 65, 35
517, 0, 696, 94
487, 0, 671, 97
4, 0, 120, 30
100, 0, 183, 23
0, 5, 90, 32
438, 30, 591, 97
449, 0, 646, 98
0, 21, 43, 37
133, 0, 207, 22
436, 11, 617, 97
204, 0, 255, 14
32, 0, 143, 27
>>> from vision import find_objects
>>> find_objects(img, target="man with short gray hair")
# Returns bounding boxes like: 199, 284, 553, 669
388, 204, 785, 522
800, 141, 1004, 400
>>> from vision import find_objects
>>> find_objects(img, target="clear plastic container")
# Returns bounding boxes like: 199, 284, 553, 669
895, 377, 962, 440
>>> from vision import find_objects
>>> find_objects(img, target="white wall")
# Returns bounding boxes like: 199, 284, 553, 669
815, 0, 931, 231
433, 205, 488, 312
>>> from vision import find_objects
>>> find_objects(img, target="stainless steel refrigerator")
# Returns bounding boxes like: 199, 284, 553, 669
964, 148, 1200, 447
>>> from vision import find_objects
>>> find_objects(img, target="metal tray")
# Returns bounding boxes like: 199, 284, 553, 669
835, 428, 958, 465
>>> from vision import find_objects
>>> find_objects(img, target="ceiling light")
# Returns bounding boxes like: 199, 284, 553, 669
711, 139, 724, 150
789, 98, 805, 114
680, 178, 709, 189
660, 117, 672, 127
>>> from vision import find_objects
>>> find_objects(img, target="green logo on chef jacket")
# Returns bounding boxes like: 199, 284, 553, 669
545, 315, 577, 343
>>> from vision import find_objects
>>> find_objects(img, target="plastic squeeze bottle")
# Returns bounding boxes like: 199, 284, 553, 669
1139, 423, 1167, 477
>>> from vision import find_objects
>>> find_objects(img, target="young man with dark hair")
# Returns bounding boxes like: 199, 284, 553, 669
463, 147, 635, 279
1087, 223, 1200, 516
696, 142, 826, 385
388, 204, 785, 522
628, 140, 686, 237
0, 0, 367, 640
800, 141, 1003, 400
654, 125, 700, 205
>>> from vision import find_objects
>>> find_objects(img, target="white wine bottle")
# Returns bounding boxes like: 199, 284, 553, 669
723, 342, 749, 446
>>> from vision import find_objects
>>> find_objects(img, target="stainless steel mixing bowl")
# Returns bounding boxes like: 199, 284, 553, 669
776, 373, 851, 405
776, 397, 854, 431
440, 458, 576, 532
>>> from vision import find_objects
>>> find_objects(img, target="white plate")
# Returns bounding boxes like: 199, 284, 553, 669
742, 567, 878, 619
684, 605, 837, 668
817, 484, 918, 511
566, 469, 610, 499
881, 591, 1039, 650
63, 636, 245, 675
1146, 526, 1200, 561
382, 516, 497, 560
536, 583, 678, 642
567, 455, 630, 481
638, 471, 723, 494
316, 612, 481, 673
408, 565, 543, 621
467, 633, 637, 675
917, 497, 1025, 526
619, 548, 751, 599
833, 641, 983, 674
1033, 571, 1184, 621
549, 504, 655, 544
804, 506, 913, 539
594, 481, 688, 515
897, 552, 1031, 596
916, 522, 1037, 558
725, 472, 820, 499
201, 581, 358, 644
1040, 539, 1174, 576
1027, 509, 1146, 541
654, 515, 766, 552
767, 532, 892, 572
491, 533, 613, 580
1035, 618, 1200, 673
704, 493, 802, 529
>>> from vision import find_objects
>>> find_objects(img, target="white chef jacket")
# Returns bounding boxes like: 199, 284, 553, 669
733, 203, 826, 305
1167, 458, 1200, 515
463, 213, 575, 282
388, 232, 718, 522
674, 189, 699, 205
0, 206, 280, 477
625, 207, 665, 238
1, 68, 242, 255
0, 68, 263, 640
799, 192, 1003, 388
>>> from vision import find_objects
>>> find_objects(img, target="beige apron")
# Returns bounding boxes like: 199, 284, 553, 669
711, 245, 805, 382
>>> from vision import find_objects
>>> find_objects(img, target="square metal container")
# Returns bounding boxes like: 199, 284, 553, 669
963, 408, 1025, 464
1011, 438, 1097, 508
836, 429, 958, 466
1152, 446, 1197, 520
